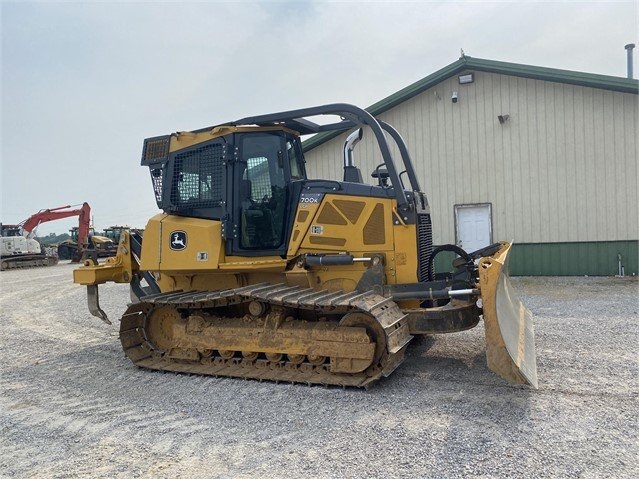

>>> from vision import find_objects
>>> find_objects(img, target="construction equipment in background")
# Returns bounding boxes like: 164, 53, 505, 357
1, 223, 58, 270
1, 202, 117, 268
101, 226, 127, 243
57, 226, 117, 262
96, 225, 144, 253
74, 103, 537, 388
1, 203, 93, 270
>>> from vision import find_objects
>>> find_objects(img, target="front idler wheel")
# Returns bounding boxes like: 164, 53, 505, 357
144, 306, 183, 354
339, 312, 387, 374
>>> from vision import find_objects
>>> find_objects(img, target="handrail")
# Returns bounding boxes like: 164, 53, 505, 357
377, 120, 422, 193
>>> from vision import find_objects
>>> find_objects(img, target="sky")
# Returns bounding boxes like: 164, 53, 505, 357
1, 0, 638, 236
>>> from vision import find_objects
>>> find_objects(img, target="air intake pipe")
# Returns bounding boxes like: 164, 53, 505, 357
343, 128, 364, 182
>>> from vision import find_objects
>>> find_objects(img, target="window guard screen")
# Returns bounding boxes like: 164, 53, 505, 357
170, 143, 225, 208
150, 167, 164, 205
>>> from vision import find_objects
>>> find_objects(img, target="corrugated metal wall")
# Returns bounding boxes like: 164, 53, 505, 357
304, 73, 638, 247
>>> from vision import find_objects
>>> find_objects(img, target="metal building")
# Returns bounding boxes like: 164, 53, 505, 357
302, 56, 639, 275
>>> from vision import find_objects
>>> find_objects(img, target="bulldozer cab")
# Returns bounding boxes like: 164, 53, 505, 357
235, 132, 303, 251
141, 104, 428, 259
144, 127, 307, 257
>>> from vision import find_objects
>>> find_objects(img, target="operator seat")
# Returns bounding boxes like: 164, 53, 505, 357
240, 179, 275, 248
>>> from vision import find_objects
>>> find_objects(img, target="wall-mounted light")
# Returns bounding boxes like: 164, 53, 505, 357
498, 114, 510, 124
458, 73, 474, 84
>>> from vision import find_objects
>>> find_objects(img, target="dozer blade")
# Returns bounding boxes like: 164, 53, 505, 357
478, 242, 538, 388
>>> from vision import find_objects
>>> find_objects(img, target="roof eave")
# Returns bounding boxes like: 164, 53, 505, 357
464, 57, 639, 94
303, 56, 638, 152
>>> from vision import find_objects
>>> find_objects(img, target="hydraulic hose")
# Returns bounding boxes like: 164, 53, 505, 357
426, 244, 473, 280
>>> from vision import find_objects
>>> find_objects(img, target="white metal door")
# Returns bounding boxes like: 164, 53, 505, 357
455, 204, 492, 253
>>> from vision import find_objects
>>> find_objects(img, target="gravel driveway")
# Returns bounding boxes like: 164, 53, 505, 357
1, 264, 637, 478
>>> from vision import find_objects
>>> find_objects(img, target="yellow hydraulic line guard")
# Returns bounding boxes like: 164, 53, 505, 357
478, 242, 538, 388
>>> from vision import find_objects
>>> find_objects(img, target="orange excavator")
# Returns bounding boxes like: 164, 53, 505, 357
1, 203, 101, 270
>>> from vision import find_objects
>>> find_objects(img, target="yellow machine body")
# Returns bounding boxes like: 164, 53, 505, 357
127, 193, 423, 301
73, 103, 537, 388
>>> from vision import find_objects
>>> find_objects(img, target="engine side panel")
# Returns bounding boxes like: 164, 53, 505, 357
140, 214, 225, 273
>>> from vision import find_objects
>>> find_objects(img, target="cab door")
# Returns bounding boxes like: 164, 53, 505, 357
229, 131, 302, 256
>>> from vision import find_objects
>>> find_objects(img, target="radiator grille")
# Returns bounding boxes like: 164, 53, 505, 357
363, 203, 385, 245
333, 200, 366, 224
317, 203, 347, 225
309, 236, 346, 246
417, 212, 433, 281
296, 210, 309, 222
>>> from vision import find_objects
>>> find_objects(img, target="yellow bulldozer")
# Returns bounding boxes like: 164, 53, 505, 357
74, 104, 537, 388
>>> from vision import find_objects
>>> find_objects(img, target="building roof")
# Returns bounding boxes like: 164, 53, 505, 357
303, 55, 639, 152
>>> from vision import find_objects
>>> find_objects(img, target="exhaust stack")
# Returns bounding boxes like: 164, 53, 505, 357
625, 43, 635, 79
343, 128, 364, 183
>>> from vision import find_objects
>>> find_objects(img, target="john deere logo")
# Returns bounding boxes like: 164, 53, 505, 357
169, 231, 187, 250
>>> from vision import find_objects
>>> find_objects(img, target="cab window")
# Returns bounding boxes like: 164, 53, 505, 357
239, 133, 287, 249
287, 139, 305, 180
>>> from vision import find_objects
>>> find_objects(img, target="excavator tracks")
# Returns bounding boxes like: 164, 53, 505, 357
119, 283, 412, 387
1, 255, 58, 271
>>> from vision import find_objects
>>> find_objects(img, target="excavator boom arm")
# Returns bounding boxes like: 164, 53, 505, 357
20, 203, 91, 244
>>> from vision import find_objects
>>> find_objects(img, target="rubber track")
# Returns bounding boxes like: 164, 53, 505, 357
119, 283, 412, 387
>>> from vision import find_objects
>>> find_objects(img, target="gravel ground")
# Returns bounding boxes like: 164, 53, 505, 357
1, 263, 637, 478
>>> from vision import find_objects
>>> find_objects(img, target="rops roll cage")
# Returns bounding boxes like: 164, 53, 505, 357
220, 103, 421, 213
